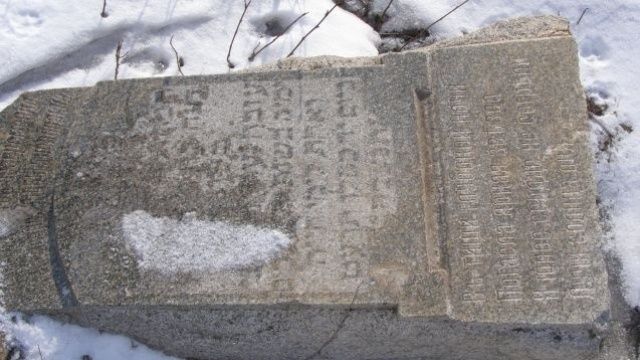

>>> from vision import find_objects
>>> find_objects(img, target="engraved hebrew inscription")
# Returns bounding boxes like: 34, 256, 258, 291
56, 75, 402, 304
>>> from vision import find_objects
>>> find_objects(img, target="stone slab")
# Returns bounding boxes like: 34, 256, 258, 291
0, 16, 611, 359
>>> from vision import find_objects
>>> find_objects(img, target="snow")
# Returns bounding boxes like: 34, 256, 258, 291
0, 207, 34, 239
0, 0, 379, 110
122, 210, 291, 274
1, 0, 640, 358
0, 236, 170, 360
0, 216, 10, 238
0, 315, 177, 360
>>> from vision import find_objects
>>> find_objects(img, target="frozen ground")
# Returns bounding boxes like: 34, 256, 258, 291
0, 0, 638, 358
0, 0, 379, 109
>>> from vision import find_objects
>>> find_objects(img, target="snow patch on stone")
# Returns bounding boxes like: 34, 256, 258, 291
121, 210, 291, 274
0, 207, 34, 239
0, 220, 9, 239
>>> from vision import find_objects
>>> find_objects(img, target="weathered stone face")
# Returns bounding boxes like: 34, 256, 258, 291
0, 332, 7, 360
0, 16, 612, 360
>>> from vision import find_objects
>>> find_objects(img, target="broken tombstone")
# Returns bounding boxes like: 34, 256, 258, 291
0, 16, 622, 360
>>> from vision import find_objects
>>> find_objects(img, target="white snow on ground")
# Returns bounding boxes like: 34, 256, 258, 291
0, 315, 178, 360
122, 210, 291, 273
1, 0, 640, 358
0, 0, 379, 110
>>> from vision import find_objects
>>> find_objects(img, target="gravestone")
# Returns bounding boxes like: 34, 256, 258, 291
0, 16, 613, 359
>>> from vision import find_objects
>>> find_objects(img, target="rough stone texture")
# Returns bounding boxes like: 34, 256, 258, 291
0, 332, 7, 360
0, 16, 618, 359
429, 15, 571, 48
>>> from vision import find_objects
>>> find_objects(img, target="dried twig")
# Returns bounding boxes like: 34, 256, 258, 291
227, 0, 252, 69
101, 0, 108, 18
425, 0, 470, 33
590, 117, 614, 139
37, 345, 44, 360
248, 12, 308, 62
287, 4, 338, 58
379, 31, 410, 37
398, 0, 470, 51
169, 35, 185, 76
114, 40, 123, 81
576, 7, 589, 25
380, 0, 395, 21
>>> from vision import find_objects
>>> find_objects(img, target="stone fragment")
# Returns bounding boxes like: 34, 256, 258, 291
0, 16, 612, 359
0, 332, 6, 360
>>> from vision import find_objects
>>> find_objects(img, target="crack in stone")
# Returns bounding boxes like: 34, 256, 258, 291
303, 283, 362, 360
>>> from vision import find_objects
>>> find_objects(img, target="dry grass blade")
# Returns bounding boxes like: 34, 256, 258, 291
287, 4, 338, 58
101, 0, 108, 18
425, 0, 471, 32
380, 0, 395, 21
249, 12, 308, 62
170, 35, 185, 76
398, 0, 470, 51
590, 117, 614, 139
227, 0, 253, 69
577, 8, 589, 25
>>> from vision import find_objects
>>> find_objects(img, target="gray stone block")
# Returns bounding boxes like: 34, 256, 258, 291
0, 16, 616, 359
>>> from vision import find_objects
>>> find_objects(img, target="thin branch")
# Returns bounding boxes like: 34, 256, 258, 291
396, 33, 426, 51
287, 4, 339, 58
169, 35, 185, 76
250, 42, 261, 59
227, 0, 252, 69
398, 0, 470, 51
425, 0, 471, 32
100, 0, 108, 18
37, 345, 44, 360
379, 31, 409, 36
114, 40, 123, 81
396, 33, 423, 51
249, 12, 308, 62
381, 28, 428, 40
590, 117, 614, 139
576, 7, 589, 25
380, 0, 395, 21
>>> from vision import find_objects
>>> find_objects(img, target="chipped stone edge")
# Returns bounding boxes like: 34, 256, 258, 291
243, 15, 572, 73
0, 16, 573, 96
426, 15, 571, 49
0, 331, 7, 360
